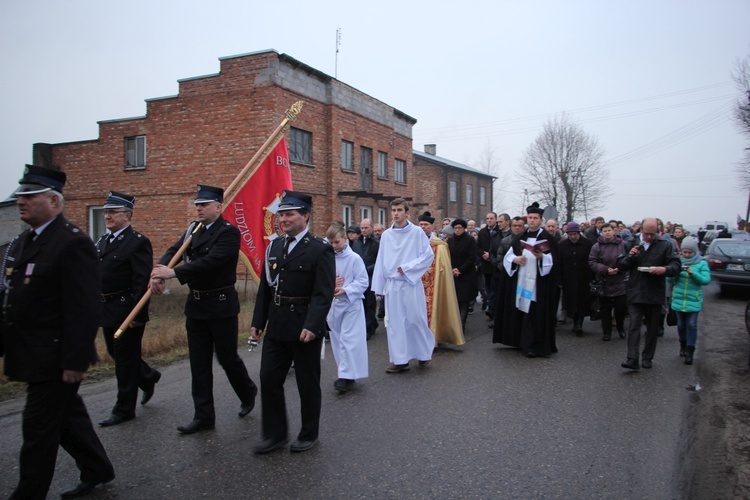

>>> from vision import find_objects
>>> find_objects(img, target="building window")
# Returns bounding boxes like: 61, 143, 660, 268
360, 206, 372, 222
395, 159, 406, 183
466, 184, 473, 204
125, 135, 146, 169
480, 186, 486, 206
449, 181, 457, 202
342, 204, 353, 227
378, 208, 386, 227
289, 127, 312, 165
377, 151, 388, 178
341, 140, 354, 171
89, 206, 106, 241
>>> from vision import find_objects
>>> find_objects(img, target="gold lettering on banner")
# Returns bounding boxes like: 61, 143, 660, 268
233, 202, 261, 270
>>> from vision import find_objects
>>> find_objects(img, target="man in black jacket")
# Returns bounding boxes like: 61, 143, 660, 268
250, 191, 335, 454
97, 191, 161, 427
351, 218, 379, 338
477, 212, 503, 316
2, 165, 115, 499
151, 185, 257, 434
617, 217, 681, 370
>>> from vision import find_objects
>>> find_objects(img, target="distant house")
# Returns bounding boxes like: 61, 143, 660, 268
413, 144, 495, 224
21, 49, 493, 255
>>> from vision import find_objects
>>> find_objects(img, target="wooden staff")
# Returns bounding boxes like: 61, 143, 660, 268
114, 100, 304, 339
113, 222, 203, 339
223, 100, 303, 205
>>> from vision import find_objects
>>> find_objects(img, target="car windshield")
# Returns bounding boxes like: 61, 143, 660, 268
713, 242, 750, 258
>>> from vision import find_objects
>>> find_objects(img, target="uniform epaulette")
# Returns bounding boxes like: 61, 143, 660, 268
62, 222, 82, 234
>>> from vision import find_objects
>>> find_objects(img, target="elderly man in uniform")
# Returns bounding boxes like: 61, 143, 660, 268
97, 191, 161, 427
151, 185, 257, 434
250, 191, 335, 454
1, 165, 115, 499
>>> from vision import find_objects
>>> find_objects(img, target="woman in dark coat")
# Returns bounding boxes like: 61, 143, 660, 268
589, 223, 627, 341
558, 222, 594, 335
447, 219, 478, 329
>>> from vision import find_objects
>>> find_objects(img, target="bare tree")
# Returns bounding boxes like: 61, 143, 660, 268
473, 139, 508, 213
518, 114, 608, 223
731, 53, 750, 191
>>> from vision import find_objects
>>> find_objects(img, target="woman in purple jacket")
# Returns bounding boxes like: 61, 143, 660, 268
589, 223, 628, 341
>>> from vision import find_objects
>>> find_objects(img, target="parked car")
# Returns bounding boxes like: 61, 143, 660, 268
705, 239, 750, 292
699, 230, 748, 255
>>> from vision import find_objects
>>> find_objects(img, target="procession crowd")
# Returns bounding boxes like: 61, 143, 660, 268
0, 163, 713, 499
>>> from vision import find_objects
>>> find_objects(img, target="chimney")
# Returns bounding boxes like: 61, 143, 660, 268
424, 144, 436, 155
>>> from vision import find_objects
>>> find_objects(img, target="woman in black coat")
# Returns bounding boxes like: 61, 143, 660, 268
558, 222, 594, 335
447, 219, 478, 329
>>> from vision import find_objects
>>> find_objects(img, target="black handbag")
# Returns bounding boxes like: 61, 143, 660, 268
589, 278, 604, 296
666, 308, 677, 327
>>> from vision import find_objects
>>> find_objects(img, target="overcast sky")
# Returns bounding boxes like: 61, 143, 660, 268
1, 0, 748, 228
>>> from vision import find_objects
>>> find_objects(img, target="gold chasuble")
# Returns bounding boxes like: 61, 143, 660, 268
422, 237, 465, 345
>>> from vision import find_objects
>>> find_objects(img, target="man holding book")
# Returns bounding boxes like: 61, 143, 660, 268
494, 203, 560, 357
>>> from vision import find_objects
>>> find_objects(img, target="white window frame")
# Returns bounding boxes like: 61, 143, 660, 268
360, 206, 372, 222
480, 186, 486, 206
341, 140, 354, 171
89, 206, 106, 241
466, 184, 473, 204
342, 204, 353, 227
395, 159, 406, 183
449, 181, 457, 202
377, 151, 388, 178
378, 208, 386, 226
125, 135, 146, 168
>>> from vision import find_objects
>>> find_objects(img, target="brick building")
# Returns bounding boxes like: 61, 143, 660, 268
23, 49, 494, 254
413, 145, 495, 224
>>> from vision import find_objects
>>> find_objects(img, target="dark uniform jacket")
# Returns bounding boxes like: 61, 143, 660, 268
477, 225, 502, 275
618, 237, 681, 304
447, 232, 478, 303
252, 232, 335, 342
1, 216, 101, 382
97, 225, 152, 327
351, 235, 379, 276
159, 216, 240, 320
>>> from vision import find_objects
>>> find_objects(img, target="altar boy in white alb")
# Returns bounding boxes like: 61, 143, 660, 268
325, 222, 370, 393
371, 198, 435, 373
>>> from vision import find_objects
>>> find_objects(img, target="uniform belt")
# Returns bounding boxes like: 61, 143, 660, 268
101, 289, 132, 303
273, 294, 310, 306
191, 286, 234, 300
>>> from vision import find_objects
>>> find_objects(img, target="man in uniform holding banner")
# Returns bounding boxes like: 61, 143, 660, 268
151, 185, 257, 435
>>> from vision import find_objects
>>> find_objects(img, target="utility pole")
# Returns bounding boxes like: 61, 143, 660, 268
334, 28, 342, 79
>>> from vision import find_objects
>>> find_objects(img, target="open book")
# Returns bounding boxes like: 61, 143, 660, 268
521, 239, 551, 253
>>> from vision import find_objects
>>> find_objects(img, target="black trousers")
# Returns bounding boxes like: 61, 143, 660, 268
185, 316, 257, 422
599, 295, 627, 336
259, 336, 322, 442
11, 380, 114, 500
102, 325, 161, 417
363, 288, 378, 335
626, 302, 662, 361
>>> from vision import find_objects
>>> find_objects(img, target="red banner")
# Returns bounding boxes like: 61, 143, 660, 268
222, 138, 293, 283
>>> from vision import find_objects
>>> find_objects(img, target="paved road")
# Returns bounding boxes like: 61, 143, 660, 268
1, 292, 715, 499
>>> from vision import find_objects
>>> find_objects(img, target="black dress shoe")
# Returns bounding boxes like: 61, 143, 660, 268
177, 420, 215, 434
334, 378, 354, 392
99, 413, 135, 427
239, 386, 258, 417
60, 474, 114, 499
290, 438, 318, 452
140, 371, 162, 405
642, 359, 653, 369
621, 358, 640, 370
253, 437, 288, 454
